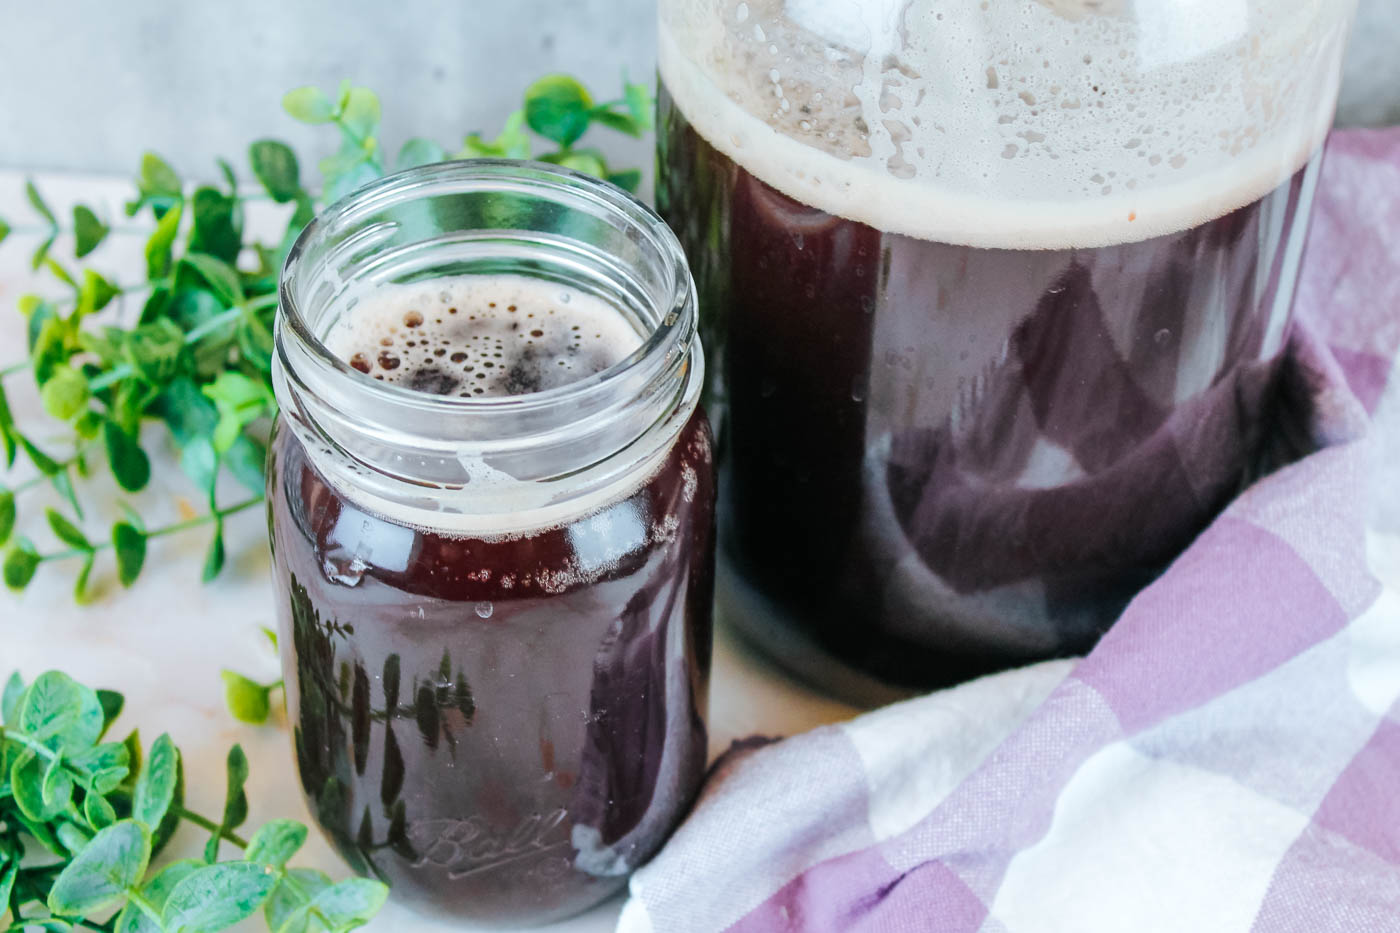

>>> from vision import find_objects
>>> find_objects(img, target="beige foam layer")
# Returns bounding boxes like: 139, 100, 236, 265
659, 0, 1351, 249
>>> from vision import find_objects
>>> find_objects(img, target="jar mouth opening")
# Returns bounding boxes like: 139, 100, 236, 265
279, 159, 693, 414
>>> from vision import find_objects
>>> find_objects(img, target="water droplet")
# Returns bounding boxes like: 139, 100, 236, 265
760, 377, 777, 399
475, 602, 494, 619
1154, 328, 1171, 346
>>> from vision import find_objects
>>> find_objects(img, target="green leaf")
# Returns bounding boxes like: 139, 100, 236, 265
237, 314, 276, 374
124, 318, 186, 384
0, 860, 16, 914
46, 820, 151, 918
26, 178, 57, 226
115, 859, 202, 933
396, 137, 447, 169
188, 187, 243, 265
46, 508, 90, 550
264, 867, 331, 932
338, 86, 381, 140
74, 550, 96, 603
57, 818, 91, 856
606, 169, 643, 193
163, 862, 276, 933
97, 689, 125, 733
103, 421, 152, 493
204, 371, 272, 453
84, 787, 117, 829
4, 537, 40, 590
201, 521, 226, 583
218, 157, 238, 193
545, 148, 608, 178
31, 312, 67, 384
113, 521, 147, 587
0, 486, 14, 547
283, 86, 335, 124
0, 383, 15, 467
45, 257, 79, 291
132, 733, 178, 829
39, 364, 88, 422
0, 215, 10, 246
2, 672, 24, 723
181, 251, 244, 306
31, 232, 56, 271
460, 110, 533, 160
590, 108, 645, 137
202, 744, 247, 860
225, 435, 268, 494
145, 201, 183, 280
624, 76, 654, 131
78, 268, 121, 317
154, 376, 219, 443
51, 468, 84, 518
245, 819, 307, 869
524, 74, 595, 147
221, 670, 272, 724
20, 436, 60, 475
140, 153, 182, 201
310, 877, 389, 927
42, 750, 68, 803
12, 750, 66, 820
72, 205, 110, 258
319, 151, 380, 204
250, 139, 302, 202
19, 670, 106, 753
71, 740, 131, 793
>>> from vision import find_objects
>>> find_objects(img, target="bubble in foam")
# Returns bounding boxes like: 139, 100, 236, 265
323, 274, 644, 399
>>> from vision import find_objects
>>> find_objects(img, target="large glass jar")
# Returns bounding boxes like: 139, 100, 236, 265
656, 0, 1357, 699
268, 162, 714, 925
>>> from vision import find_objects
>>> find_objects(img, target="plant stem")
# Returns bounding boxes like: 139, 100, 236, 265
36, 496, 264, 564
125, 888, 165, 927
176, 807, 249, 849
86, 292, 279, 392
2, 728, 60, 762
14, 443, 92, 495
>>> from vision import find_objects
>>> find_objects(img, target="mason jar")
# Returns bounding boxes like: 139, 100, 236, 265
656, 0, 1358, 700
268, 161, 714, 926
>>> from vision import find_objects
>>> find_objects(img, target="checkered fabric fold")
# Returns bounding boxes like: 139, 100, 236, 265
618, 128, 1400, 933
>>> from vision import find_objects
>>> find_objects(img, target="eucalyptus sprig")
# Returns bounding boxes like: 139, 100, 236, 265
0, 669, 387, 931
0, 73, 652, 602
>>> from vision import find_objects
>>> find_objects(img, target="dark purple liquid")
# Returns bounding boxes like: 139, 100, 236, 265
268, 410, 715, 925
658, 85, 1313, 695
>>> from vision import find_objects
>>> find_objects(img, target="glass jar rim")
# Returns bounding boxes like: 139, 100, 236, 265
272, 158, 704, 530
278, 158, 694, 419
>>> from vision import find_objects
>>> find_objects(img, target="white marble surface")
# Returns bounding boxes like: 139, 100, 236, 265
0, 170, 861, 931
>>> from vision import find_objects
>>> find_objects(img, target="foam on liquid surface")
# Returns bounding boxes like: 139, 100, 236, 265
659, 0, 1353, 248
323, 274, 644, 398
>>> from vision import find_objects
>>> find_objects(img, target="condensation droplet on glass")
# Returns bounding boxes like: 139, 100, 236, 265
1154, 328, 1171, 346
851, 380, 867, 403
475, 602, 494, 619
735, 1, 748, 22
760, 377, 777, 399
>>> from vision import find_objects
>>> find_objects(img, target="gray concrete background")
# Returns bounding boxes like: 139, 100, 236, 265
0, 0, 1395, 179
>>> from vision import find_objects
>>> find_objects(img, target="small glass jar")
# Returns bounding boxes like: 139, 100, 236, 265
268, 162, 714, 926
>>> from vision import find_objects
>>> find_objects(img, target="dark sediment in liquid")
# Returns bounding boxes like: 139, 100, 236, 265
269, 276, 715, 924
657, 85, 1312, 695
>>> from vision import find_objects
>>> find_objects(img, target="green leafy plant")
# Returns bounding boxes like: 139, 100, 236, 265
0, 669, 387, 931
0, 74, 651, 602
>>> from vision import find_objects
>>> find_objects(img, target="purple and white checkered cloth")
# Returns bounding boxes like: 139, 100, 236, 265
617, 128, 1400, 932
